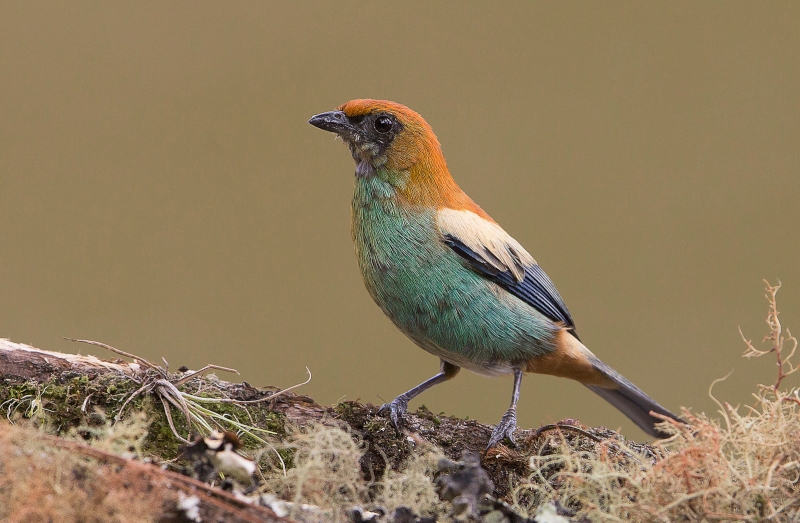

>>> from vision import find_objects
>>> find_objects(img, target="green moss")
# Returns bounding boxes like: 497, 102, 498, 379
70, 375, 90, 387
137, 396, 183, 457
0, 374, 288, 461
275, 448, 295, 469
334, 401, 357, 418
363, 418, 391, 434
415, 405, 441, 425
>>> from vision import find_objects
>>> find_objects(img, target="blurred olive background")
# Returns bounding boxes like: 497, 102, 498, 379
1, 2, 798, 439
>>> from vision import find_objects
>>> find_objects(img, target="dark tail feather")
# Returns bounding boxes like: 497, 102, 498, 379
585, 357, 683, 438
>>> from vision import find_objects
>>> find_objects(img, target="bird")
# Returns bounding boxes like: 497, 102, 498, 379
309, 99, 683, 448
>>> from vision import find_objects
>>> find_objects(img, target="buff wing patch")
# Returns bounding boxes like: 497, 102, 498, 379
437, 208, 578, 337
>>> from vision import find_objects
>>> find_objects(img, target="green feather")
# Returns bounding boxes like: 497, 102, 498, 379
351, 167, 558, 375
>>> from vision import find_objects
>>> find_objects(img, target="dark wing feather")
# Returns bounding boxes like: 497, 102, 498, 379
443, 234, 579, 339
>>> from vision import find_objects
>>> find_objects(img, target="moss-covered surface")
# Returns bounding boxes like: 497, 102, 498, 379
0, 371, 287, 459
0, 365, 654, 506
2, 282, 798, 522
3, 354, 800, 522
332, 398, 658, 501
1, 372, 141, 432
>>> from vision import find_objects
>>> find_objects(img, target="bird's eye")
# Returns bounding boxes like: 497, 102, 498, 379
374, 115, 393, 134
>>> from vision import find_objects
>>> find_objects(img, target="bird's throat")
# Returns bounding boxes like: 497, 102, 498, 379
355, 160, 376, 179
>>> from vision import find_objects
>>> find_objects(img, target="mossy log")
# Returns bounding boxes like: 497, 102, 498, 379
0, 338, 658, 516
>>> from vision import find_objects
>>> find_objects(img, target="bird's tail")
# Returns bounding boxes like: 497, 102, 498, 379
583, 356, 683, 438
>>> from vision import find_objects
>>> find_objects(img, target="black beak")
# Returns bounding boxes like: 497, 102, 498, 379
308, 110, 356, 137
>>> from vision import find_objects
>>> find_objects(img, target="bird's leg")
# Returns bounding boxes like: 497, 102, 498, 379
379, 360, 460, 429
487, 368, 523, 450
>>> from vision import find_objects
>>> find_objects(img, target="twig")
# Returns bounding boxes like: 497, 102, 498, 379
740, 280, 798, 389
174, 364, 241, 385
65, 338, 161, 372
528, 422, 642, 463
530, 423, 605, 444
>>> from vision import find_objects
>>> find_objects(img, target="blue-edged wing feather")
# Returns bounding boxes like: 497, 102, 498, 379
443, 234, 579, 339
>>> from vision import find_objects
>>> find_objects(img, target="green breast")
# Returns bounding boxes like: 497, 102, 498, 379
351, 173, 557, 374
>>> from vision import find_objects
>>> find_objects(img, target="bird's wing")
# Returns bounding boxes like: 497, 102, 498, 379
437, 208, 578, 336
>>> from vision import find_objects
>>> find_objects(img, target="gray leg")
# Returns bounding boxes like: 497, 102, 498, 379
487, 368, 523, 449
379, 360, 460, 428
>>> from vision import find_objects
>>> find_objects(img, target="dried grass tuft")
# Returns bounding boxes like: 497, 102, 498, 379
511, 280, 800, 522
262, 423, 368, 512
373, 437, 447, 517
260, 424, 447, 519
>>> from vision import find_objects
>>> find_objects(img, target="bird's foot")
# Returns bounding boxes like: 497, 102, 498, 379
378, 395, 409, 429
487, 407, 517, 450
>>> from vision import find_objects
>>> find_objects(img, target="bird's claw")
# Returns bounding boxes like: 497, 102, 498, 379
378, 396, 409, 429
487, 408, 517, 450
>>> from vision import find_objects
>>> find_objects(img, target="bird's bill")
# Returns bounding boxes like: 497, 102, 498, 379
308, 110, 359, 138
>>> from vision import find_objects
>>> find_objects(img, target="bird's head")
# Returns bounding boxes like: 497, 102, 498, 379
309, 99, 446, 172
310, 99, 475, 208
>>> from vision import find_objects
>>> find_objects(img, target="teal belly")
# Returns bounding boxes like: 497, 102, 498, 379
352, 177, 557, 375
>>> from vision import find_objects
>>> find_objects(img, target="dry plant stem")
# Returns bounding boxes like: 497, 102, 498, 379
64, 338, 161, 371
530, 423, 605, 444
740, 280, 799, 389
784, 390, 800, 406
156, 379, 193, 423
181, 368, 312, 405
114, 381, 151, 421
67, 337, 312, 406
528, 422, 642, 463
158, 388, 192, 444
707, 371, 734, 433
174, 363, 241, 385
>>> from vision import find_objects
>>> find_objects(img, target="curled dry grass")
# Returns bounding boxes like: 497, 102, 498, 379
512, 388, 800, 522
510, 280, 800, 522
